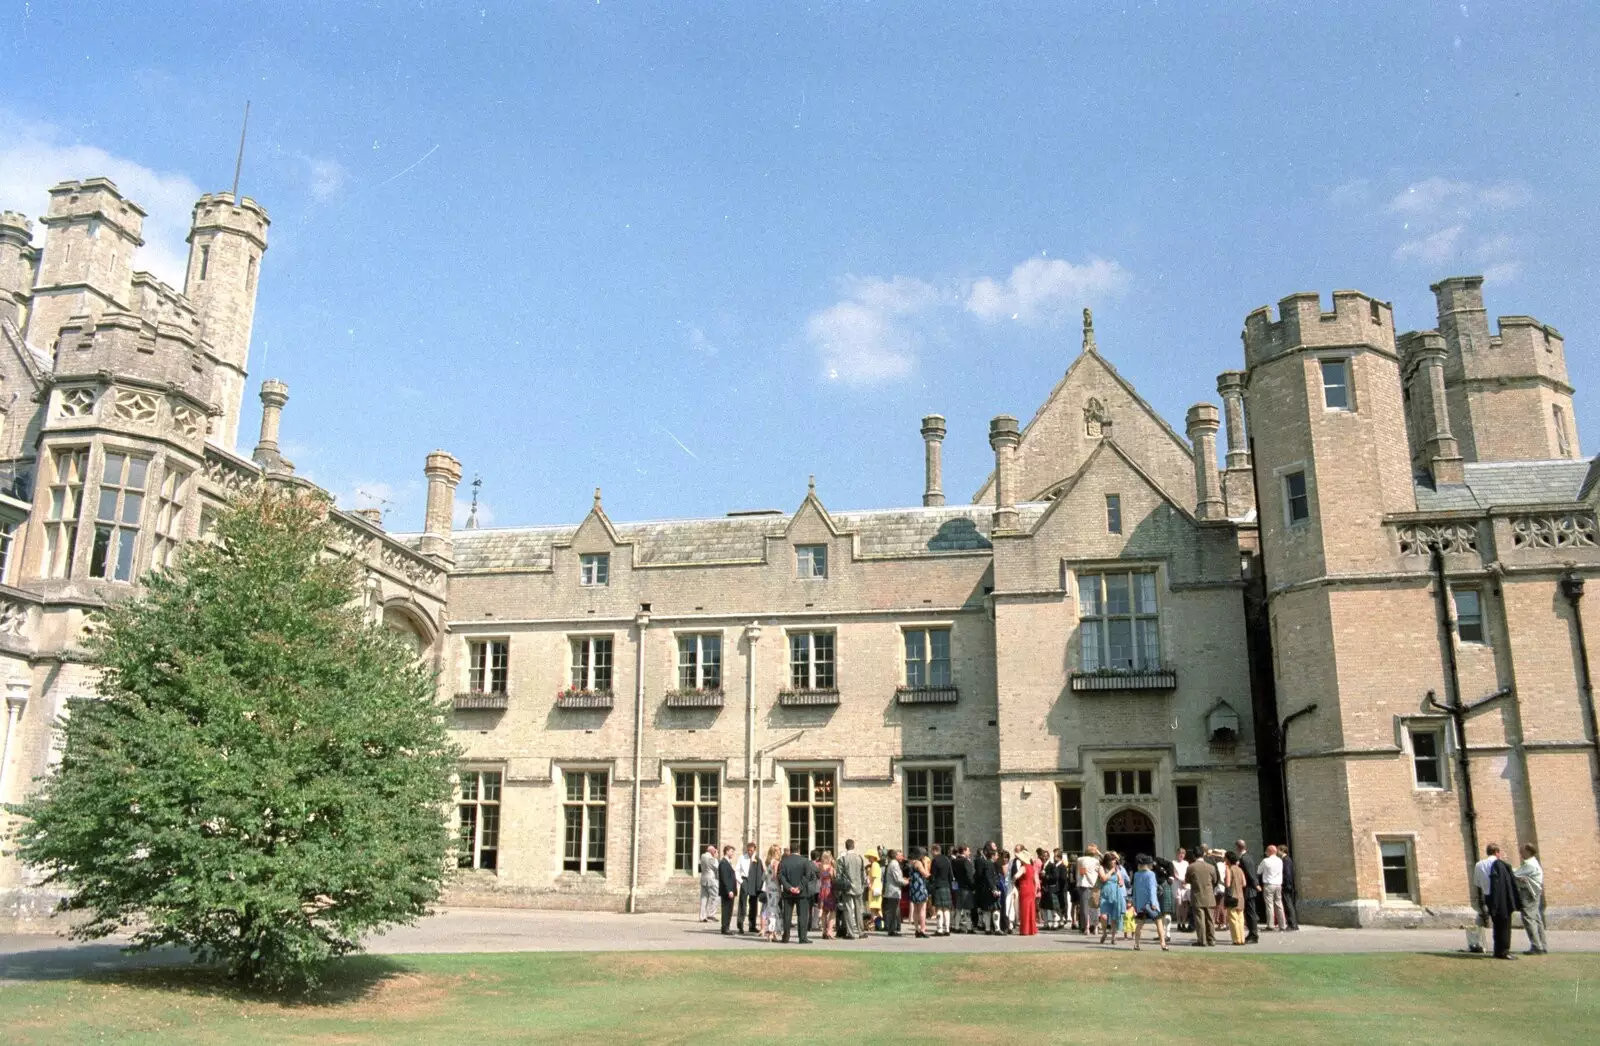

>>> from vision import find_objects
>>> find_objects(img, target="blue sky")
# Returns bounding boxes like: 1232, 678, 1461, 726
3, 1, 1597, 529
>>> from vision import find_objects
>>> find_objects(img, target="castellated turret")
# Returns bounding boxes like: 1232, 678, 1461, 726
1425, 275, 1577, 463
23, 179, 146, 356
1241, 290, 1415, 587
183, 192, 270, 451
0, 211, 38, 328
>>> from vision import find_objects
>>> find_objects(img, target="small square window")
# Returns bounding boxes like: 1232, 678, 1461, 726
1284, 471, 1310, 525
1321, 358, 1352, 411
1454, 589, 1484, 644
796, 544, 827, 578
1379, 839, 1415, 902
580, 553, 609, 587
1106, 494, 1122, 534
1411, 726, 1445, 789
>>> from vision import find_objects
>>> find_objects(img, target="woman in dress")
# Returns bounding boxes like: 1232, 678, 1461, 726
1017, 848, 1040, 936
1097, 853, 1126, 945
761, 845, 782, 941
1132, 855, 1167, 951
907, 847, 931, 938
1224, 850, 1247, 945
819, 851, 837, 940
1034, 848, 1054, 929
864, 848, 883, 935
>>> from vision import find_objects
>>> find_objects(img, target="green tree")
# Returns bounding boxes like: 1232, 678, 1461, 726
7, 488, 458, 990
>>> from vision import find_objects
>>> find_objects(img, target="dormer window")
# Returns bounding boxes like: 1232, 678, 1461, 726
580, 553, 609, 587
796, 544, 827, 578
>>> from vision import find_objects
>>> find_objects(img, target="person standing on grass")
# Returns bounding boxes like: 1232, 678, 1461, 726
882, 849, 906, 936
1258, 844, 1286, 931
976, 844, 1003, 933
807, 849, 823, 934
1076, 845, 1102, 934
777, 847, 812, 943
762, 845, 782, 941
1132, 855, 1167, 951
835, 840, 864, 940
818, 851, 837, 940
1097, 852, 1127, 945
1480, 843, 1520, 960
1280, 845, 1299, 931
1016, 846, 1039, 936
717, 845, 740, 935
864, 848, 883, 935
738, 841, 763, 934
699, 843, 719, 922
929, 843, 955, 937
954, 845, 977, 933
1224, 851, 1247, 945
1515, 843, 1547, 955
1185, 850, 1217, 947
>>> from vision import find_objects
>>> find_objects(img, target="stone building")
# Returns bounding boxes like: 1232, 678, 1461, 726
0, 177, 1597, 929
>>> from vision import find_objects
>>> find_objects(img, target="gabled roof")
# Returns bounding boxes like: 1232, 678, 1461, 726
0, 318, 49, 389
1024, 437, 1198, 537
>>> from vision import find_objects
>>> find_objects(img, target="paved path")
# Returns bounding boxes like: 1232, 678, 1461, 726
4, 907, 1598, 981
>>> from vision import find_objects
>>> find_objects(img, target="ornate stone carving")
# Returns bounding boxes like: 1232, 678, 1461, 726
1397, 521, 1479, 556
0, 599, 30, 637
1084, 397, 1110, 438
1510, 513, 1599, 550
58, 386, 96, 418
381, 544, 441, 585
171, 403, 203, 440
202, 454, 260, 496
113, 389, 159, 424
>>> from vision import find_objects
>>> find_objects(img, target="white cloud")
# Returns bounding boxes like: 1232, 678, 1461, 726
0, 111, 201, 286
1327, 178, 1373, 208
965, 257, 1129, 324
1386, 177, 1528, 219
686, 325, 718, 356
305, 156, 348, 200
804, 256, 1129, 386
1393, 225, 1464, 266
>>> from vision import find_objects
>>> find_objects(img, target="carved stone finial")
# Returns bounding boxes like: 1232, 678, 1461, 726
593, 486, 602, 510
1082, 307, 1096, 353
808, 474, 816, 495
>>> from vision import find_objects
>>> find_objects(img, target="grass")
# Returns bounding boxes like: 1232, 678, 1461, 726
1, 950, 1598, 1044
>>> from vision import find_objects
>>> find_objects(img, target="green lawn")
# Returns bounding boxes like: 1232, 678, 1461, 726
2, 950, 1598, 1044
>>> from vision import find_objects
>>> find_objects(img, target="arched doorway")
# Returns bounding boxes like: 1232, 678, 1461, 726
1105, 807, 1156, 862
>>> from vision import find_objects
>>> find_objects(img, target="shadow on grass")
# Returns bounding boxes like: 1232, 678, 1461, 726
0, 944, 414, 1008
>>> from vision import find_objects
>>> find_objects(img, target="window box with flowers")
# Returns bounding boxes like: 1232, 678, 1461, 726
556, 687, 614, 710
664, 687, 725, 709
777, 687, 841, 707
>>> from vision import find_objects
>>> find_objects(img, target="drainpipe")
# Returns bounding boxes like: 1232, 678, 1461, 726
627, 604, 651, 914
1427, 545, 1479, 862
1276, 703, 1317, 856
743, 621, 762, 844
1558, 570, 1600, 832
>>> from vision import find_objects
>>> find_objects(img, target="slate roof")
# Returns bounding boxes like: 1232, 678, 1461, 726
1413, 458, 1595, 512
404, 502, 1049, 573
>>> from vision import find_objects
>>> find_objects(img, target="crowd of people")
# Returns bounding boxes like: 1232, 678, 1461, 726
694, 837, 1550, 956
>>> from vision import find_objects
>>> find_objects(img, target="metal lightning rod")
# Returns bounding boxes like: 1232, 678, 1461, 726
231, 101, 251, 200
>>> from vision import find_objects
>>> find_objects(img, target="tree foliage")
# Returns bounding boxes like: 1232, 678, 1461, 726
7, 488, 458, 990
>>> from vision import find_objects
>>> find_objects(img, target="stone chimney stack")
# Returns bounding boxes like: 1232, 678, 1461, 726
1404, 330, 1466, 485
988, 415, 1020, 533
1216, 371, 1256, 517
920, 414, 947, 507
251, 379, 292, 473
1185, 403, 1225, 521
420, 450, 462, 563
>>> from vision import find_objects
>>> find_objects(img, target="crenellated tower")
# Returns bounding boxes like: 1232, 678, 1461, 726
183, 192, 270, 451
0, 211, 37, 329
22, 179, 145, 357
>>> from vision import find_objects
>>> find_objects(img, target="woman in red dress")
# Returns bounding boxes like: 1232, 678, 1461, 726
1017, 847, 1039, 935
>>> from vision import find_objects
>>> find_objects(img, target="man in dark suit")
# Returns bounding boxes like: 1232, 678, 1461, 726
928, 844, 955, 936
953, 846, 977, 933
737, 842, 764, 934
1280, 845, 1299, 931
717, 845, 739, 935
976, 843, 1003, 934
1235, 839, 1260, 943
777, 849, 812, 943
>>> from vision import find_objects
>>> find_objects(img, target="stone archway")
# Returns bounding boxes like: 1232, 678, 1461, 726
1105, 807, 1156, 862
381, 602, 434, 657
